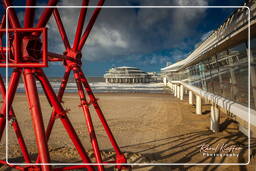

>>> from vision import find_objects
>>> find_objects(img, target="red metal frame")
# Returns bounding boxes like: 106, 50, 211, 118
0, 28, 48, 67
0, 0, 128, 170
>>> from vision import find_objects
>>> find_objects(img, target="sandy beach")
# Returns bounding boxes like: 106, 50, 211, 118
0, 92, 255, 170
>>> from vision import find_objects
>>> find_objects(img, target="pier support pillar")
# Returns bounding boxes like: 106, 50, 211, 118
177, 85, 180, 98
189, 91, 193, 105
174, 84, 177, 97
163, 77, 167, 86
210, 103, 220, 132
196, 95, 202, 115
180, 85, 184, 100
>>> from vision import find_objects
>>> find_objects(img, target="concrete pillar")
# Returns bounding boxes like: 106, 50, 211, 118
163, 77, 167, 86
196, 95, 202, 115
105, 78, 108, 83
174, 84, 177, 97
210, 103, 220, 132
180, 85, 184, 100
177, 85, 180, 98
189, 91, 193, 105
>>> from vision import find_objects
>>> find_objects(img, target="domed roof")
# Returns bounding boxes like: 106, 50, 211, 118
104, 66, 149, 78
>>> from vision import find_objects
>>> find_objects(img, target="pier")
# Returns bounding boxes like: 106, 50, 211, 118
162, 0, 256, 137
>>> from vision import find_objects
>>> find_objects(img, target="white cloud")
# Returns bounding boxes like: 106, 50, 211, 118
88, 27, 128, 48
44, 0, 209, 63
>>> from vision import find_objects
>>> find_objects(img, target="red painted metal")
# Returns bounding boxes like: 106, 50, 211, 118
24, 0, 36, 28
73, 0, 89, 51
0, 69, 21, 139
36, 0, 58, 28
0, 28, 48, 67
53, 9, 71, 50
2, 0, 21, 28
0, 75, 31, 163
22, 68, 51, 171
73, 67, 104, 171
0, 0, 128, 170
78, 0, 105, 51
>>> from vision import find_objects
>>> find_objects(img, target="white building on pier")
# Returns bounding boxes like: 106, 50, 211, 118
104, 66, 150, 83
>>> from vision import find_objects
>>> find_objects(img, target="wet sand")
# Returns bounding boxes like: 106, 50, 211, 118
0, 92, 255, 170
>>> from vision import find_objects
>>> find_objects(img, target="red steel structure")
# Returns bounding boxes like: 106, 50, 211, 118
0, 0, 127, 170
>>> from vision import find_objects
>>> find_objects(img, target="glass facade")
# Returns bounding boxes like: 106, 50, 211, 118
165, 38, 256, 109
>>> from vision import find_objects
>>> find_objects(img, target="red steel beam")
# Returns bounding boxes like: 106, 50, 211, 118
13, 31, 21, 63
72, 0, 89, 51
0, 15, 6, 40
36, 0, 58, 28
0, 160, 26, 170
73, 67, 104, 171
79, 69, 123, 156
22, 69, 51, 171
2, 0, 21, 28
53, 9, 71, 50
0, 75, 31, 163
43, 67, 71, 144
24, 0, 36, 28
35, 70, 94, 171
0, 69, 21, 140
78, 0, 105, 51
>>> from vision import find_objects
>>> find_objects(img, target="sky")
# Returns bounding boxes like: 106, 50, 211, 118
0, 0, 245, 77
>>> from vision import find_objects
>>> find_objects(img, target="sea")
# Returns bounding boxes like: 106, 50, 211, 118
9, 77, 165, 94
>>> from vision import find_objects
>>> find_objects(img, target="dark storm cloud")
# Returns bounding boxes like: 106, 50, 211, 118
46, 0, 208, 63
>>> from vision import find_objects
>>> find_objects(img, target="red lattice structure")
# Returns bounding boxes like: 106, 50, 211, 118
0, 0, 127, 170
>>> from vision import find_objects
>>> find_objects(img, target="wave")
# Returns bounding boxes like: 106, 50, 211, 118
14, 82, 165, 93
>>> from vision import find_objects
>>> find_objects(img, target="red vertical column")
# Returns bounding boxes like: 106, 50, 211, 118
22, 69, 51, 171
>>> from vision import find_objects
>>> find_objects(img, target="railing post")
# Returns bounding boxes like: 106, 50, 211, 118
174, 84, 177, 97
196, 95, 202, 114
189, 90, 193, 104
180, 85, 184, 100
177, 85, 180, 98
210, 103, 220, 132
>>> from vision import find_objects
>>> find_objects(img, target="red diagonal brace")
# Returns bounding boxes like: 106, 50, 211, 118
73, 0, 89, 51
78, 0, 105, 51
